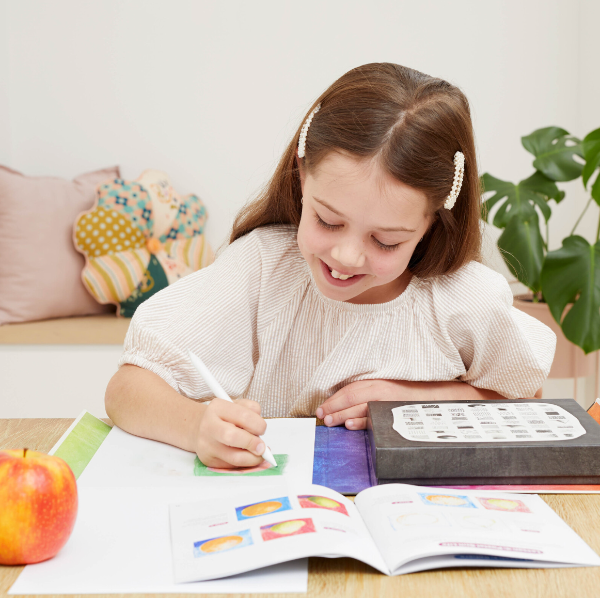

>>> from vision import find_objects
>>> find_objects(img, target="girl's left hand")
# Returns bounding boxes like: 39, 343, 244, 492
316, 379, 414, 430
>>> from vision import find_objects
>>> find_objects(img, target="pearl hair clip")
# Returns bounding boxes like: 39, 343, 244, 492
298, 103, 321, 158
444, 151, 465, 210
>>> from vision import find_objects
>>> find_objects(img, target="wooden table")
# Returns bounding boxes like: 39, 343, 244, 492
2, 419, 600, 598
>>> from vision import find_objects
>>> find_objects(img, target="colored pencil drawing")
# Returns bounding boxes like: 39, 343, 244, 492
418, 493, 476, 509
298, 495, 349, 516
260, 518, 316, 541
459, 515, 504, 531
193, 454, 288, 476
236, 497, 292, 521
389, 512, 450, 531
193, 529, 253, 558
478, 497, 531, 513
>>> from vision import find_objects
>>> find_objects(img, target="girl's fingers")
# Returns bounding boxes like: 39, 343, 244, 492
318, 383, 372, 418
215, 444, 265, 468
200, 444, 265, 469
235, 398, 262, 415
323, 404, 368, 427
211, 398, 267, 436
214, 419, 266, 456
345, 417, 367, 430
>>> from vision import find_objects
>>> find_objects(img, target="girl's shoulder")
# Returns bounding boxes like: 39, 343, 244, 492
240, 224, 304, 270
415, 260, 513, 315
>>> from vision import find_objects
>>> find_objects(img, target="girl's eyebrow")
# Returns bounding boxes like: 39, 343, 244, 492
312, 196, 417, 233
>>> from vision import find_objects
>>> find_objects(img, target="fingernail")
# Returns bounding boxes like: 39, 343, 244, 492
316, 408, 323, 419
256, 442, 265, 454
324, 415, 333, 426
347, 420, 353, 428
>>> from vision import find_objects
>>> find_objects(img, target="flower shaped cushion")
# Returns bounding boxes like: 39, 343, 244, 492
73, 170, 214, 317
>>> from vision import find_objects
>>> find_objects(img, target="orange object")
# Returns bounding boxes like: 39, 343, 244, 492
200, 536, 243, 553
588, 399, 600, 426
0, 450, 78, 565
146, 237, 163, 254
241, 501, 283, 518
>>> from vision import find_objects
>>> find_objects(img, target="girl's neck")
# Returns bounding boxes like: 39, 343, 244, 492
346, 270, 413, 305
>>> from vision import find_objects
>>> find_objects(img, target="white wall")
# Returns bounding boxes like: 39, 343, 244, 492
1, 0, 595, 416
0, 0, 9, 165
2, 0, 593, 252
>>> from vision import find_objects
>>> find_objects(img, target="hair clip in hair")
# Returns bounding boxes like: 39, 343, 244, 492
298, 104, 321, 158
444, 151, 465, 210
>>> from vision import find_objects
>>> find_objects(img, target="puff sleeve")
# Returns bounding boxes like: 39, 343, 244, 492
118, 230, 264, 401
429, 262, 557, 399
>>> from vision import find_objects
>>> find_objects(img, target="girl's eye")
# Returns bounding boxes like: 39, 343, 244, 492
314, 214, 401, 252
314, 214, 341, 231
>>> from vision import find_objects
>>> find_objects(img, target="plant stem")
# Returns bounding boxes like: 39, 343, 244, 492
597, 210, 600, 243
571, 197, 593, 236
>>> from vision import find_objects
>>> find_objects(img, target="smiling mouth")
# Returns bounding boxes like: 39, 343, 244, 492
320, 259, 365, 285
323, 263, 357, 279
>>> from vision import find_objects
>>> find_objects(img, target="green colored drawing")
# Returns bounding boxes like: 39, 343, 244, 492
194, 454, 289, 477
53, 412, 112, 479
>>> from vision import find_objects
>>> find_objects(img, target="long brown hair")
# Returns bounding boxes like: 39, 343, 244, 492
227, 62, 482, 277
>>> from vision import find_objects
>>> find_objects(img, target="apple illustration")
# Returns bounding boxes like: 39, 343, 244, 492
0, 449, 78, 565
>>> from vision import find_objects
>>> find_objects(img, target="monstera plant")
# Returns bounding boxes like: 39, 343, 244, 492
481, 126, 600, 355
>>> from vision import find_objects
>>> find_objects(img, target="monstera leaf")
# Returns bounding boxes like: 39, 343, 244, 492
481, 171, 563, 229
497, 204, 545, 293
541, 235, 600, 354
481, 171, 563, 292
521, 126, 584, 182
582, 127, 600, 206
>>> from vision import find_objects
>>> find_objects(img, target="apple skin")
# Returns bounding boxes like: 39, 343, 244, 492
0, 450, 78, 565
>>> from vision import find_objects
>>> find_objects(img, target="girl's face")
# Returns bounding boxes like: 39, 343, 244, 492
297, 151, 432, 304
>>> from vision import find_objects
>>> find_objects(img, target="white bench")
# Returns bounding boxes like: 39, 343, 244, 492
0, 316, 129, 418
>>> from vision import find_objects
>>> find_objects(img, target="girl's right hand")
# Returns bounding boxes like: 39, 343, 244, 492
192, 398, 268, 468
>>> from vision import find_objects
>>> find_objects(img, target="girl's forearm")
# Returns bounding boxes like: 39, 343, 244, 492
105, 364, 208, 453
404, 380, 541, 401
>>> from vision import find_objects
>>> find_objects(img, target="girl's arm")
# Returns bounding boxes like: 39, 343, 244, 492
105, 364, 268, 468
316, 379, 543, 429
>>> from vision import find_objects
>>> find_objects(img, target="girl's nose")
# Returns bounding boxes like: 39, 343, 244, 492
331, 243, 366, 268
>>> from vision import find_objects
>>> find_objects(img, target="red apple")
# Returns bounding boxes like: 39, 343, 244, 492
0, 449, 78, 565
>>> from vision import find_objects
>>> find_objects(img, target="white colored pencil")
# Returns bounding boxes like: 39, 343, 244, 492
188, 350, 277, 467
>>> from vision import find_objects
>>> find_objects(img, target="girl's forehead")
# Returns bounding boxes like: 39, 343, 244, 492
308, 152, 430, 222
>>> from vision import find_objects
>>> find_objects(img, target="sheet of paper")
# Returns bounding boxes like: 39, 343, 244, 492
9, 487, 307, 594
11, 416, 315, 594
354, 484, 600, 575
392, 402, 585, 443
169, 483, 388, 582
77, 418, 316, 488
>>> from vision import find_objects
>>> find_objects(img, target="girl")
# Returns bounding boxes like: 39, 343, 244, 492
105, 63, 556, 470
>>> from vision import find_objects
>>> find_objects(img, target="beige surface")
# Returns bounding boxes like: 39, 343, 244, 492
2, 420, 600, 597
0, 314, 129, 345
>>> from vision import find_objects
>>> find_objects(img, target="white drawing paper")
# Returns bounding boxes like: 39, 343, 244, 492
10, 417, 315, 594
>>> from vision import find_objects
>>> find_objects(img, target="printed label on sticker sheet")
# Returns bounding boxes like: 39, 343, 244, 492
392, 403, 586, 443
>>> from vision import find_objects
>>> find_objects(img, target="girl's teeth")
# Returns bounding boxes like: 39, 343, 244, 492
331, 269, 354, 280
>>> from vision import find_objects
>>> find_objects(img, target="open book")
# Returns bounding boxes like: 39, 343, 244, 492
169, 482, 600, 582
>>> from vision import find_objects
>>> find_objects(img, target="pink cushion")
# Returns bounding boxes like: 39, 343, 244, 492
0, 165, 121, 325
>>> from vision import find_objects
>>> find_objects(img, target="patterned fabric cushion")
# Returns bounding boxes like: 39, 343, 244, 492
73, 170, 214, 317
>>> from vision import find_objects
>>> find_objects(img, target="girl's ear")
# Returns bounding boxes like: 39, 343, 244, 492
296, 149, 306, 193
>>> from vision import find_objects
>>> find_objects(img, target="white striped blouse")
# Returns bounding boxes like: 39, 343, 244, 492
118, 224, 557, 417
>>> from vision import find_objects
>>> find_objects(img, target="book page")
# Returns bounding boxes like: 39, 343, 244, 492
169, 483, 389, 582
354, 484, 600, 575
